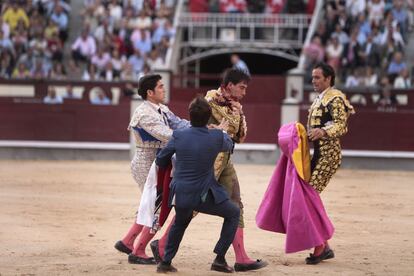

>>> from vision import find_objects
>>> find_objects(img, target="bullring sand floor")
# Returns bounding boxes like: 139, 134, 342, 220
0, 161, 413, 275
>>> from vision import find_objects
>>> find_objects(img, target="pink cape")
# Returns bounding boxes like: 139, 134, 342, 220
255, 123, 334, 253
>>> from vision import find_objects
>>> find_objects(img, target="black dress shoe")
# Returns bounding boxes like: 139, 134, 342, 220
128, 253, 156, 265
157, 262, 177, 273
114, 240, 132, 255
234, 259, 268, 272
150, 240, 163, 263
211, 260, 234, 273
305, 248, 335, 265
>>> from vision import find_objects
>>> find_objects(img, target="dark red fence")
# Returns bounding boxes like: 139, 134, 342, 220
300, 87, 414, 151
0, 80, 133, 143
0, 101, 130, 142
1, 78, 414, 150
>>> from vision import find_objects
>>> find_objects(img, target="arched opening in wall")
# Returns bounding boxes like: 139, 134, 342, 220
179, 52, 298, 87
202, 53, 298, 74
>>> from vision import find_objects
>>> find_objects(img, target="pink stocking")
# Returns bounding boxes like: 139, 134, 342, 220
313, 243, 325, 256
132, 226, 155, 258
121, 223, 143, 250
232, 227, 254, 264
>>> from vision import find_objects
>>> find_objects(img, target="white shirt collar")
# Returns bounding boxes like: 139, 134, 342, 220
318, 87, 331, 100
146, 100, 169, 113
147, 100, 160, 110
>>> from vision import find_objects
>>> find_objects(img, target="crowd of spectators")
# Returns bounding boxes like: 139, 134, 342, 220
72, 0, 177, 82
2, 0, 414, 95
0, 0, 177, 81
0, 0, 69, 80
42, 84, 114, 105
303, 0, 413, 90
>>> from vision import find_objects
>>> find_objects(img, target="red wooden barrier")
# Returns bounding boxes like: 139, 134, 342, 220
0, 102, 130, 142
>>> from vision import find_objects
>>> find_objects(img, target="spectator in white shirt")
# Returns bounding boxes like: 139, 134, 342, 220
0, 30, 14, 53
63, 85, 82, 99
111, 48, 126, 75
91, 89, 111, 105
367, 0, 385, 25
44, 86, 64, 104
124, 0, 145, 13
71, 29, 97, 66
91, 47, 111, 72
124, 8, 138, 31
135, 10, 152, 30
326, 36, 343, 72
29, 33, 47, 56
394, 68, 411, 88
109, 0, 123, 24
363, 66, 378, 87
99, 61, 119, 81
146, 48, 164, 70
346, 0, 366, 18
94, 18, 113, 44
0, 16, 10, 39
82, 63, 99, 81
345, 69, 360, 87
121, 62, 139, 81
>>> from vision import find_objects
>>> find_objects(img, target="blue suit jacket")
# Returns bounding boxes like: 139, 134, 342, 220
156, 127, 234, 209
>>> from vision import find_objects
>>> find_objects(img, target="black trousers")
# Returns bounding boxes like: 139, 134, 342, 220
164, 191, 240, 263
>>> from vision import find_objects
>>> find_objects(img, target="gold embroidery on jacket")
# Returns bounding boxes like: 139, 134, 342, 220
307, 88, 354, 192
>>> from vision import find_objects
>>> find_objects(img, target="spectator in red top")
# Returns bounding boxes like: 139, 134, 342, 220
306, 0, 316, 14
189, 0, 209, 13
265, 0, 285, 14
110, 29, 127, 56
46, 31, 64, 62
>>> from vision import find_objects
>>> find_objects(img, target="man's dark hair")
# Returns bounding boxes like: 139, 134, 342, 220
222, 68, 251, 86
137, 74, 162, 100
189, 97, 212, 127
314, 62, 336, 86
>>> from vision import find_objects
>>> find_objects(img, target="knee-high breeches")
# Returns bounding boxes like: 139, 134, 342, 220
215, 152, 244, 228
310, 139, 342, 193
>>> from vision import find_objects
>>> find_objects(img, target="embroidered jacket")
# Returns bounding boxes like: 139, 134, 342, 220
205, 88, 247, 143
307, 88, 355, 138
128, 101, 190, 149
129, 100, 190, 190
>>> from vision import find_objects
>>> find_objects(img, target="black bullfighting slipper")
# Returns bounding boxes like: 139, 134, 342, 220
234, 259, 268, 272
128, 253, 156, 265
157, 262, 177, 273
211, 260, 234, 273
150, 240, 163, 263
305, 248, 335, 265
114, 240, 132, 255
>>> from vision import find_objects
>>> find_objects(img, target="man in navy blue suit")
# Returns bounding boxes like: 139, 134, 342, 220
155, 97, 240, 273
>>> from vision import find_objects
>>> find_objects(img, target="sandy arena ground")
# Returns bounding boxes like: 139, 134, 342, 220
0, 160, 413, 276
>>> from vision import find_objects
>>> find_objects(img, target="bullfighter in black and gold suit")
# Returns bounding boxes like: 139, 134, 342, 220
307, 63, 355, 193
305, 62, 354, 265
